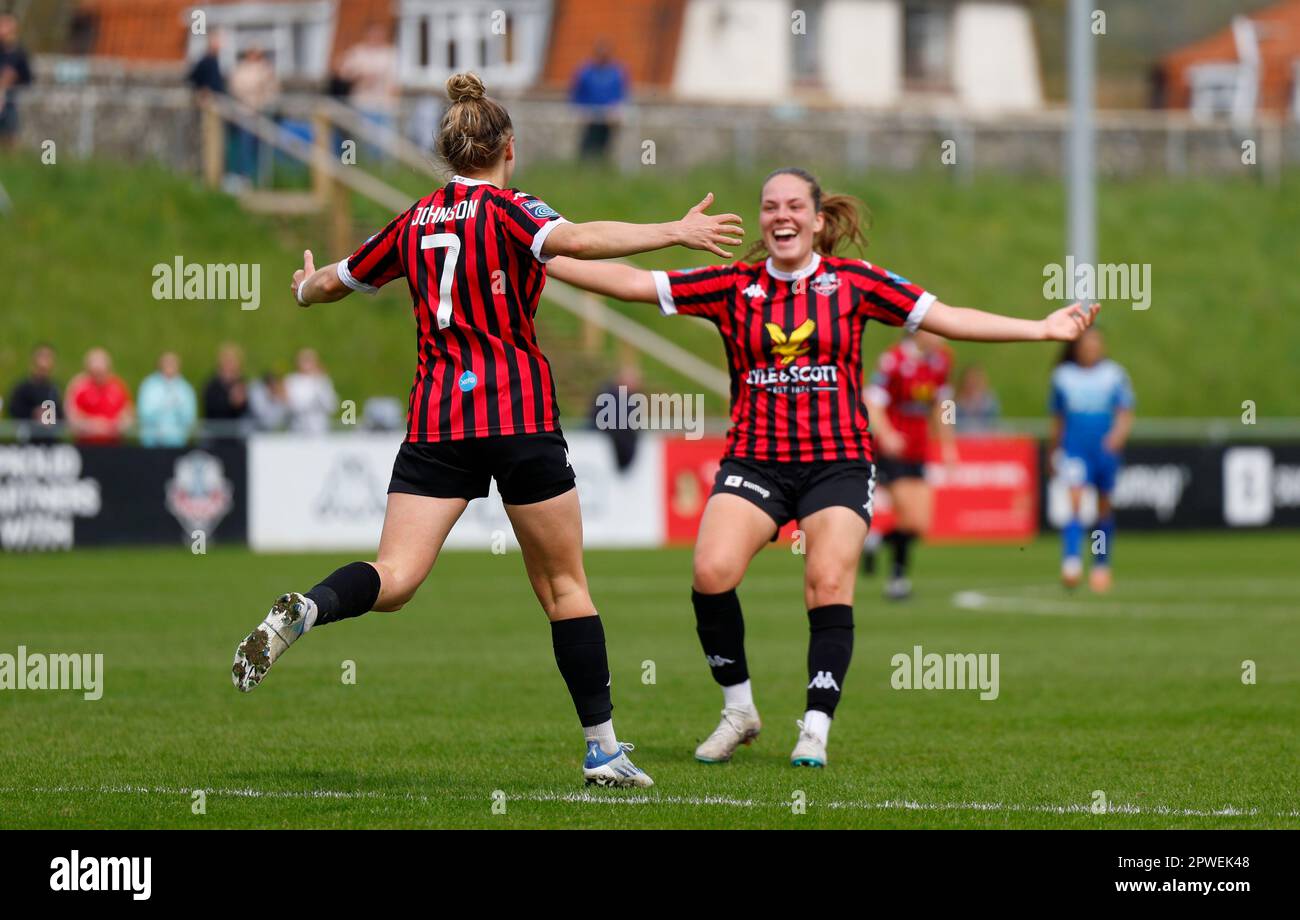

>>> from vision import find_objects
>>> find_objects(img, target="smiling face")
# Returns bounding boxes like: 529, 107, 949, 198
759, 172, 823, 272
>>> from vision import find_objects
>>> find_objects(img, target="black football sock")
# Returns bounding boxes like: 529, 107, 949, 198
306, 562, 382, 627
806, 604, 854, 716
692, 588, 749, 687
551, 615, 613, 728
888, 530, 915, 579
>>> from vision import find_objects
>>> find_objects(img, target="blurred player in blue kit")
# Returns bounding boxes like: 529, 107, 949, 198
1049, 328, 1134, 592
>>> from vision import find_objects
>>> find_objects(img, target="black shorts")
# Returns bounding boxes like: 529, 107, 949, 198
389, 430, 576, 505
711, 457, 876, 531
875, 456, 926, 484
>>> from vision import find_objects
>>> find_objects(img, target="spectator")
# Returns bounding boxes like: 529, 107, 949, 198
7, 343, 63, 439
202, 342, 249, 433
338, 23, 399, 156
284, 348, 337, 433
248, 371, 290, 431
569, 41, 627, 162
591, 363, 643, 472
0, 14, 33, 150
65, 348, 133, 445
187, 30, 227, 99
137, 351, 197, 447
954, 363, 1001, 433
228, 46, 279, 183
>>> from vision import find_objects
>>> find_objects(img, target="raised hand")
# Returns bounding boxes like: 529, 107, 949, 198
1043, 302, 1100, 341
291, 249, 316, 306
677, 193, 744, 259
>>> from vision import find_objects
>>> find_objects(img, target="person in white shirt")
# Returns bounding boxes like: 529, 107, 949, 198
283, 348, 337, 434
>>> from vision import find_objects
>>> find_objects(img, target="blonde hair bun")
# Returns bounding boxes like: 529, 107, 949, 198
446, 72, 486, 104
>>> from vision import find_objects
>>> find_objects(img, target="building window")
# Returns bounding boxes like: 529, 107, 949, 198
185, 1, 334, 80
902, 1, 952, 90
398, 0, 551, 90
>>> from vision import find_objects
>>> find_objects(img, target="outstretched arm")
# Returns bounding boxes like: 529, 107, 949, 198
290, 250, 350, 307
546, 257, 659, 303
542, 193, 743, 261
921, 301, 1100, 342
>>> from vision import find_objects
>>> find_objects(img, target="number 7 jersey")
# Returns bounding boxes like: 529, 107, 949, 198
337, 174, 568, 441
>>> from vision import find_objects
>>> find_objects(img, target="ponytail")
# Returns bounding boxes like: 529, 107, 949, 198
815, 193, 869, 257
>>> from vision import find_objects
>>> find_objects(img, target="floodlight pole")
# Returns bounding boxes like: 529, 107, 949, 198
1067, 0, 1097, 287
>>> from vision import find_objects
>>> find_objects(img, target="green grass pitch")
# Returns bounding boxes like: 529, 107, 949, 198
1, 532, 1297, 829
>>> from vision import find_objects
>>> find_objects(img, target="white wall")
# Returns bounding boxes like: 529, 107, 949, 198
673, 0, 791, 102
248, 432, 663, 551
672, 0, 1041, 111
821, 0, 902, 108
951, 2, 1043, 113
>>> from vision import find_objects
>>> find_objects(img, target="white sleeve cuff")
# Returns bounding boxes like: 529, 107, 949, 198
651, 270, 677, 316
531, 217, 569, 263
905, 292, 936, 333
865, 385, 891, 407
337, 259, 378, 294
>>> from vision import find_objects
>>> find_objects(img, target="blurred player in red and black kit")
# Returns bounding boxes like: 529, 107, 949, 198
229, 72, 743, 788
861, 330, 958, 600
549, 167, 1098, 768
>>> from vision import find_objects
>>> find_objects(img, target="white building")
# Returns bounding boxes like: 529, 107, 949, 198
673, 0, 1043, 112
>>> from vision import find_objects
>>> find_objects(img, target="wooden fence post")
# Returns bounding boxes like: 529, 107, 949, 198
201, 101, 223, 188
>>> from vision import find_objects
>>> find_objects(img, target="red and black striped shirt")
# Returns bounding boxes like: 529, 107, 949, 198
651, 253, 936, 463
338, 175, 568, 441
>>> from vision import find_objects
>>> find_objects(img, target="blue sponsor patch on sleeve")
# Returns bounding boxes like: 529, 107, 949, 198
522, 198, 560, 221
885, 270, 912, 286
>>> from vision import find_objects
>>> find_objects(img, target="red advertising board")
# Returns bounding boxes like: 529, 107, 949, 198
662, 435, 1038, 544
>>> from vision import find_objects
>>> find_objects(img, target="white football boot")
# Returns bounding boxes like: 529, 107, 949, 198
884, 576, 912, 601
232, 592, 315, 692
1061, 556, 1083, 590
583, 742, 654, 788
790, 720, 828, 768
694, 706, 763, 763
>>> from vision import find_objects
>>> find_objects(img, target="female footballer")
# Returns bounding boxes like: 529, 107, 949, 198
1049, 327, 1134, 593
229, 73, 743, 789
548, 167, 1098, 768
861, 329, 958, 600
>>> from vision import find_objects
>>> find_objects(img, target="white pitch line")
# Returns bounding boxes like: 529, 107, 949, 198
948, 589, 1297, 618
1, 785, 1296, 820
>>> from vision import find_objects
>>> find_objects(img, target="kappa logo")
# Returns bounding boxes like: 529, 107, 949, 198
765, 318, 816, 366
742, 283, 766, 300
705, 654, 736, 667
810, 271, 840, 296
808, 670, 841, 691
